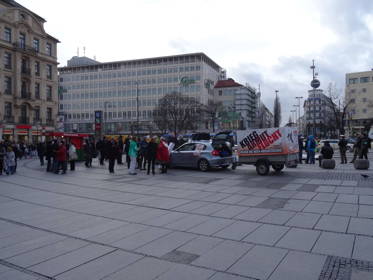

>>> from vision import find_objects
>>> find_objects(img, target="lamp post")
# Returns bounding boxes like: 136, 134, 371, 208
295, 96, 303, 128
291, 110, 296, 126
134, 81, 139, 137
104, 101, 109, 136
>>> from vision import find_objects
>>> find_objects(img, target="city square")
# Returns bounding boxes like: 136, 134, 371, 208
0, 155, 373, 280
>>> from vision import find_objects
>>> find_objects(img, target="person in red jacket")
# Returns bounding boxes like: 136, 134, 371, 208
55, 140, 67, 174
156, 137, 170, 174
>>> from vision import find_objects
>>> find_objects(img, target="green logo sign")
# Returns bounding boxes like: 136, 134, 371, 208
180, 76, 195, 87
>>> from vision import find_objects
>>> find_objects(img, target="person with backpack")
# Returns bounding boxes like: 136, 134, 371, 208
306, 135, 316, 164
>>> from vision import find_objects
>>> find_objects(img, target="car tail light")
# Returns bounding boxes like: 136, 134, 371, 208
211, 150, 220, 156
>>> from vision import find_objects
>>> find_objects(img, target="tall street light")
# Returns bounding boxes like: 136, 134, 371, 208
295, 96, 303, 129
291, 110, 296, 126
135, 81, 139, 137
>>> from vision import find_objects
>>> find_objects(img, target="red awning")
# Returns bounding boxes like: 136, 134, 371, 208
16, 125, 32, 129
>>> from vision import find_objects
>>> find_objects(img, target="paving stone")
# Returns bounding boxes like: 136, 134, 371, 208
236, 196, 267, 207
315, 215, 350, 233
218, 195, 247, 205
316, 186, 336, 193
192, 240, 252, 271
177, 236, 223, 256
298, 184, 319, 192
335, 187, 355, 194
228, 245, 288, 279
89, 223, 148, 244
212, 205, 248, 218
173, 201, 211, 212
256, 198, 289, 210
303, 201, 333, 214
358, 205, 373, 218
259, 210, 295, 225
161, 250, 200, 264
190, 203, 227, 215
142, 212, 187, 227
292, 191, 317, 200
0, 269, 39, 280
330, 203, 358, 217
313, 193, 338, 202
243, 224, 289, 246
341, 180, 358, 187
286, 212, 321, 229
208, 272, 248, 280
348, 217, 373, 236
276, 228, 320, 251
268, 251, 326, 280
336, 194, 358, 204
155, 263, 214, 280
112, 227, 171, 250
165, 214, 209, 231
353, 236, 373, 262
281, 184, 303, 191
57, 250, 142, 280
188, 218, 234, 235
105, 257, 173, 280
312, 232, 355, 258
351, 269, 373, 280
235, 207, 271, 221
30, 244, 115, 277
136, 231, 196, 257
270, 190, 296, 199
359, 195, 373, 205
213, 221, 261, 241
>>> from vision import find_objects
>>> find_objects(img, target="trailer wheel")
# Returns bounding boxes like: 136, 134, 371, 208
256, 161, 270, 176
272, 163, 284, 172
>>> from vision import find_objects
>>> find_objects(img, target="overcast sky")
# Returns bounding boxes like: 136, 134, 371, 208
19, 0, 373, 124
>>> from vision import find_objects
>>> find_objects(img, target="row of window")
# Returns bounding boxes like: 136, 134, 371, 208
348, 76, 372, 84
348, 108, 370, 114
60, 85, 202, 100
349, 88, 368, 93
4, 102, 53, 120
62, 75, 201, 90
65, 110, 156, 121
3, 52, 53, 79
3, 27, 53, 56
61, 98, 159, 111
60, 65, 202, 82
3, 77, 53, 100
349, 98, 369, 103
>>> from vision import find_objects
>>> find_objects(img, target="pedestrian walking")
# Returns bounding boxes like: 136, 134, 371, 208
298, 135, 304, 164
146, 136, 158, 175
5, 146, 16, 175
156, 137, 170, 174
128, 136, 138, 175
37, 142, 46, 166
338, 135, 348, 164
306, 135, 316, 164
68, 142, 78, 171
55, 141, 67, 174
83, 139, 94, 168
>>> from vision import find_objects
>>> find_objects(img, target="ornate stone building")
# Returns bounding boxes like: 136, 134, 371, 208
0, 0, 59, 142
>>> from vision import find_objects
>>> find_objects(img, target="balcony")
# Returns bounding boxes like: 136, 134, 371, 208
3, 116, 15, 123
19, 117, 30, 124
13, 42, 38, 55
21, 67, 31, 76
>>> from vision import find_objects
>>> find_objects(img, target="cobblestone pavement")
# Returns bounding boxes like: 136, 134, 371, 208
0, 156, 372, 280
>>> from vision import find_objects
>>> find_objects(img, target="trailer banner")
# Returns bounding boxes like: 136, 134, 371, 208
237, 127, 299, 156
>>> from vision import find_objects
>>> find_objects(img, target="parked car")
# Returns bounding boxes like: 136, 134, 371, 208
170, 141, 234, 171
318, 139, 353, 152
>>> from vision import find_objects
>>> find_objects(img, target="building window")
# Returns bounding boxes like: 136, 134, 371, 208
47, 107, 52, 120
46, 85, 52, 101
360, 77, 370, 83
35, 83, 40, 99
4, 27, 11, 42
362, 108, 367, 113
34, 107, 40, 121
4, 102, 12, 118
19, 33, 26, 49
362, 88, 367, 93
35, 61, 40, 76
46, 64, 52, 79
350, 98, 355, 103
4, 76, 12, 94
362, 97, 367, 102
349, 78, 358, 84
46, 42, 52, 56
33, 38, 39, 52
4, 52, 11, 69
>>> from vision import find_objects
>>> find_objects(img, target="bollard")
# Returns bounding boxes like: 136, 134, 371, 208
321, 159, 336, 169
354, 159, 370, 170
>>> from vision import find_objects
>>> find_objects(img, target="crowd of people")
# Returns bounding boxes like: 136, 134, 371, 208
298, 133, 371, 166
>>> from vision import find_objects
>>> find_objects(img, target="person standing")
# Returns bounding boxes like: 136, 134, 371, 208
37, 141, 45, 166
338, 135, 348, 164
68, 142, 78, 171
146, 136, 158, 175
306, 135, 316, 164
45, 141, 54, 172
157, 137, 170, 174
351, 134, 362, 163
117, 136, 124, 165
128, 136, 138, 175
83, 139, 93, 168
359, 133, 371, 159
96, 137, 105, 165
5, 146, 16, 175
107, 140, 118, 173
124, 136, 131, 169
138, 136, 149, 170
55, 141, 67, 174
0, 141, 6, 175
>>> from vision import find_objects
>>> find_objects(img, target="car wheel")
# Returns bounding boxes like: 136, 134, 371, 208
221, 165, 229, 169
198, 159, 210, 172
256, 162, 269, 176
272, 163, 284, 172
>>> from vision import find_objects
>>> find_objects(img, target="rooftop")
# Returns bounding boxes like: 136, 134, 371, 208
214, 78, 243, 88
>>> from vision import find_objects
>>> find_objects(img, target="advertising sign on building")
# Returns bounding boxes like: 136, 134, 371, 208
56, 114, 65, 132
94, 111, 102, 131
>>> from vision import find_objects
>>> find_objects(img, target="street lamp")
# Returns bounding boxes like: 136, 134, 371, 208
295, 96, 303, 128
291, 110, 296, 126
104, 101, 109, 136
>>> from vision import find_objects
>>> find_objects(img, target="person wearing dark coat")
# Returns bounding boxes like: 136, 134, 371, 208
55, 141, 67, 174
0, 141, 6, 175
117, 137, 124, 165
338, 135, 348, 164
146, 137, 158, 175
84, 139, 94, 168
359, 133, 371, 160
45, 141, 54, 172
319, 141, 334, 166
298, 135, 304, 164
124, 137, 131, 169
107, 140, 118, 173
37, 142, 46, 166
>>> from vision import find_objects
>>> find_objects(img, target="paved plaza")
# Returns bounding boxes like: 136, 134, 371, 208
0, 156, 373, 280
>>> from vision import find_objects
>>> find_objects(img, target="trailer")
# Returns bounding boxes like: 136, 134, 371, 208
236, 127, 299, 175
